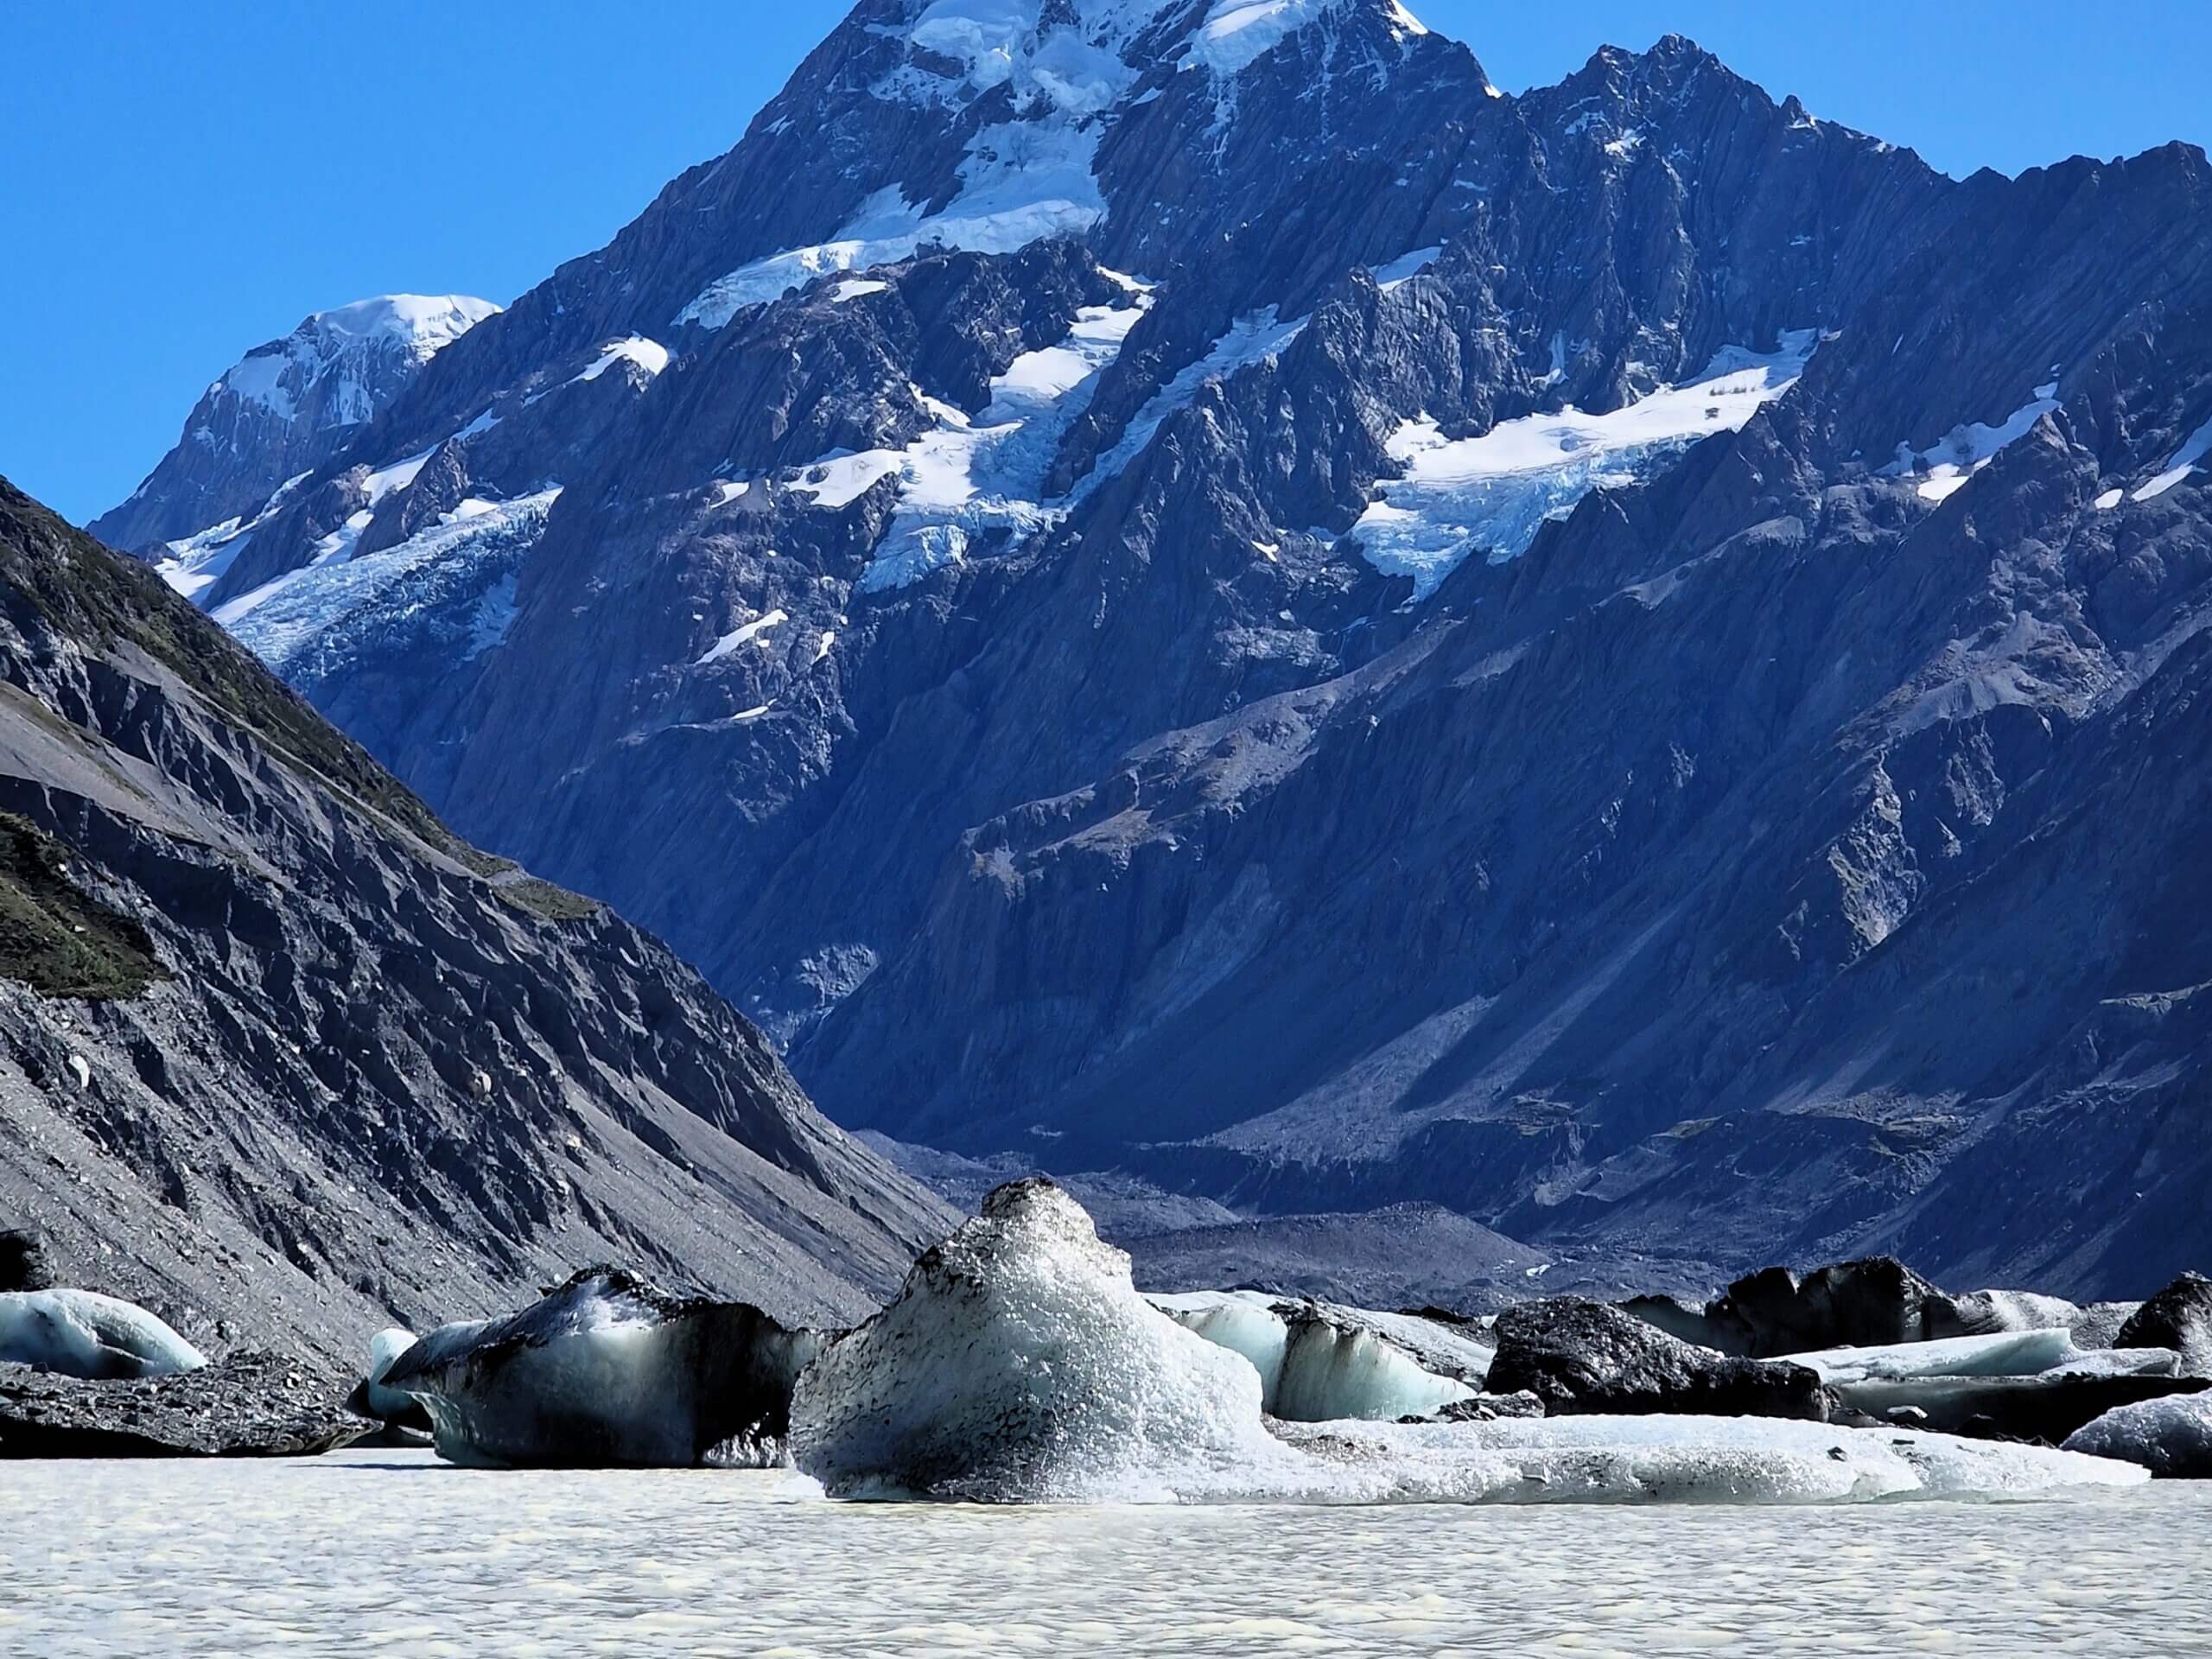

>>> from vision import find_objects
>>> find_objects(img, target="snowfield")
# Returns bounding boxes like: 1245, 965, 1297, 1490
1352, 330, 1820, 594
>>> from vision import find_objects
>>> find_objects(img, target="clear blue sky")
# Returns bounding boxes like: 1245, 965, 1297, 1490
5, 1, 2208, 527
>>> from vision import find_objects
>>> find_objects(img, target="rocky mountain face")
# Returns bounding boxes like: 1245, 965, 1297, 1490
88, 295, 499, 575
0, 478, 949, 1363
105, 0, 2212, 1300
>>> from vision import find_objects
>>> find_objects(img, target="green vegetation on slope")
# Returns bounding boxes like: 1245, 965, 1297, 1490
0, 810, 168, 998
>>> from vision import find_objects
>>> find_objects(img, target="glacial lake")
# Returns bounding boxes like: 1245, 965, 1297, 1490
5, 1449, 2207, 1656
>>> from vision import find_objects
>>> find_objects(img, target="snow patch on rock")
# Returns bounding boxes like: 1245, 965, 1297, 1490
1355, 330, 1818, 594
1884, 381, 2063, 504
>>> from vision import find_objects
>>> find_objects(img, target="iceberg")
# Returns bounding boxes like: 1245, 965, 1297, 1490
2064, 1392, 2212, 1478
1780, 1328, 2087, 1385
380, 1268, 822, 1469
361, 1327, 423, 1421
791, 1181, 2145, 1505
791, 1180, 1313, 1500
1272, 1415, 2148, 1505
1149, 1291, 1492, 1421
0, 1288, 207, 1381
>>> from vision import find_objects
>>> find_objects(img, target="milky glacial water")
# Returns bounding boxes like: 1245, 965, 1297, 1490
3, 1449, 2206, 1656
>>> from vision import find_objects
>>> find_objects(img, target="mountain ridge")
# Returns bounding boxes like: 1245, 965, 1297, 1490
92, 2, 2212, 1300
1, 475, 950, 1360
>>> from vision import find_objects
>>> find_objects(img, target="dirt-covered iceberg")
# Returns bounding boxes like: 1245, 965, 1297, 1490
382, 1268, 822, 1468
790, 1180, 2148, 1505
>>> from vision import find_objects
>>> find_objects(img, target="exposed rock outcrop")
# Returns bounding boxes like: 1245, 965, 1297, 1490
0, 477, 950, 1363
1486, 1298, 1832, 1421
0, 1351, 371, 1458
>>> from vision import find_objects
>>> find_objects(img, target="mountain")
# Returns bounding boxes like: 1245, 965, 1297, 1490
88, 295, 499, 575
104, 0, 2212, 1298
0, 476, 949, 1362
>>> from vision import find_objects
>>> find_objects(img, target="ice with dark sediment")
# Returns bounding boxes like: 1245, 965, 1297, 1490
790, 1180, 2148, 1504
2065, 1392, 2212, 1478
380, 1268, 821, 1469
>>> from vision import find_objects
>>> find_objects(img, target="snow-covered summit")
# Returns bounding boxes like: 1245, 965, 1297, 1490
675, 0, 1446, 329
215, 294, 500, 423
91, 293, 500, 552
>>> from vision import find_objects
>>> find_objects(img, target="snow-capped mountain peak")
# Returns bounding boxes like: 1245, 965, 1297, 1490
216, 294, 499, 421
91, 293, 499, 552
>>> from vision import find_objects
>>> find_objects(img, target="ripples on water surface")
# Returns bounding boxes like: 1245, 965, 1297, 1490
3, 1450, 2205, 1656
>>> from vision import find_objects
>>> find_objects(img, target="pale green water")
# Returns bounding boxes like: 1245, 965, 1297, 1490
2, 1449, 2204, 1656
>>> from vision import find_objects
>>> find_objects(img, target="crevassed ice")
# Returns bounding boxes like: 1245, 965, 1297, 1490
1884, 379, 2062, 504
1353, 329, 1820, 597
223, 487, 562, 671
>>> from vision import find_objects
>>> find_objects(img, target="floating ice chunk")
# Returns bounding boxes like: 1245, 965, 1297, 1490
1354, 331, 1818, 594
2064, 1391, 2212, 1478
362, 1327, 420, 1420
0, 1289, 207, 1381
791, 1180, 1311, 1500
1781, 1328, 2082, 1385
382, 1268, 822, 1469
791, 1184, 2134, 1505
1264, 1414, 2148, 1505
1152, 1292, 1491, 1421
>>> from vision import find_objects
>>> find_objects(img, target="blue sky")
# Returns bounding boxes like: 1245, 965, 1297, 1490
5, 1, 2208, 527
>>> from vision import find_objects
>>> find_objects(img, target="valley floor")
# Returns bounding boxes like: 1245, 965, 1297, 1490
4, 1449, 2205, 1656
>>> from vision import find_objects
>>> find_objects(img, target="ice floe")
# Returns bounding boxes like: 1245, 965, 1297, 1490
789, 1180, 2148, 1504
0, 1288, 207, 1381
382, 1268, 822, 1469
